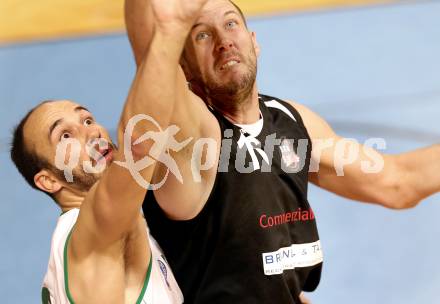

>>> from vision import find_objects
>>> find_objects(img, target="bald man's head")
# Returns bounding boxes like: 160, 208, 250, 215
11, 100, 113, 202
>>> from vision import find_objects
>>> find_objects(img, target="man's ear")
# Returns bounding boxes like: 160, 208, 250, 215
251, 31, 260, 57
34, 170, 62, 194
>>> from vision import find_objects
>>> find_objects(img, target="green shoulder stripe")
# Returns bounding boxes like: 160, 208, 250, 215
63, 226, 75, 304
64, 225, 153, 304
41, 287, 52, 304
136, 253, 153, 304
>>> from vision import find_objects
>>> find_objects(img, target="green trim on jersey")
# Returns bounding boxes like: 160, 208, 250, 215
136, 253, 153, 304
41, 287, 52, 303
63, 226, 153, 304
64, 227, 75, 304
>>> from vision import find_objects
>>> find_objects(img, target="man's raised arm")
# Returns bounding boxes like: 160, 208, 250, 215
125, 0, 155, 67
76, 0, 211, 245
125, 0, 222, 220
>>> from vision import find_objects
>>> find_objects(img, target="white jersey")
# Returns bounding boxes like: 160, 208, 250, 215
41, 208, 183, 303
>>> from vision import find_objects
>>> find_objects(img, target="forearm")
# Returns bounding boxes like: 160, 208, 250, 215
294, 99, 440, 209
87, 31, 188, 241
309, 138, 418, 209
331, 144, 440, 209
125, 0, 155, 67
103, 0, 205, 221
117, 24, 190, 151
120, 0, 208, 146
391, 144, 440, 208
119, 0, 207, 149
91, 14, 192, 240
77, 0, 208, 247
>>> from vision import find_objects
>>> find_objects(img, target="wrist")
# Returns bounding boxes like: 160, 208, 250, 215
155, 20, 192, 39
152, 27, 190, 56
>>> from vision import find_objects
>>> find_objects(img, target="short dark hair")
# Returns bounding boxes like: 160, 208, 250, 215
230, 0, 248, 28
10, 100, 56, 200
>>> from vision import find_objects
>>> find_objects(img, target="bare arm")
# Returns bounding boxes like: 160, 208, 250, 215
392, 145, 440, 207
290, 100, 440, 209
125, 0, 221, 220
125, 0, 155, 67
73, 3, 196, 251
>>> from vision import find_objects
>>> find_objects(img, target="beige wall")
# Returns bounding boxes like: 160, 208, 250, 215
0, 0, 395, 44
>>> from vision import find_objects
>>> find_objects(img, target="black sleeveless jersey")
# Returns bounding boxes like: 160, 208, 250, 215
143, 94, 322, 303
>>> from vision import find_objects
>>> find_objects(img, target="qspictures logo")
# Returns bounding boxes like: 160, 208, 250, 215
54, 114, 387, 190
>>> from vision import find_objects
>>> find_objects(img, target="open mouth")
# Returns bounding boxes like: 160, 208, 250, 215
220, 59, 240, 70
100, 148, 113, 162
217, 53, 242, 71
94, 147, 113, 165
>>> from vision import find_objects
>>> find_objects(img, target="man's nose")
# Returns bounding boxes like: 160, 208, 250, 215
85, 127, 101, 142
216, 38, 234, 53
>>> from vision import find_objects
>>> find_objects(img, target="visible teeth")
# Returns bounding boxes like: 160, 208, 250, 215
222, 60, 238, 69
99, 150, 108, 160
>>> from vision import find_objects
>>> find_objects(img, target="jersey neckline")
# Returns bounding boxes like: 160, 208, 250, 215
234, 110, 264, 138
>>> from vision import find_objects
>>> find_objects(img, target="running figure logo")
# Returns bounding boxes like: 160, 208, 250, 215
115, 114, 193, 190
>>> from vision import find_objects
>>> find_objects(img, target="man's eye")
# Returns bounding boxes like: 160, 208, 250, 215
196, 32, 209, 41
226, 21, 237, 28
84, 118, 93, 126
60, 132, 71, 141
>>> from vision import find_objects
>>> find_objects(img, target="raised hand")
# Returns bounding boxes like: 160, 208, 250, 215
150, 0, 210, 33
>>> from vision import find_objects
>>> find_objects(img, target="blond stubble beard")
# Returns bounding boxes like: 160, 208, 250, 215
189, 48, 258, 114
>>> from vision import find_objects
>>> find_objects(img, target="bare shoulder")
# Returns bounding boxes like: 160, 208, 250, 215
284, 99, 336, 139
284, 99, 318, 122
